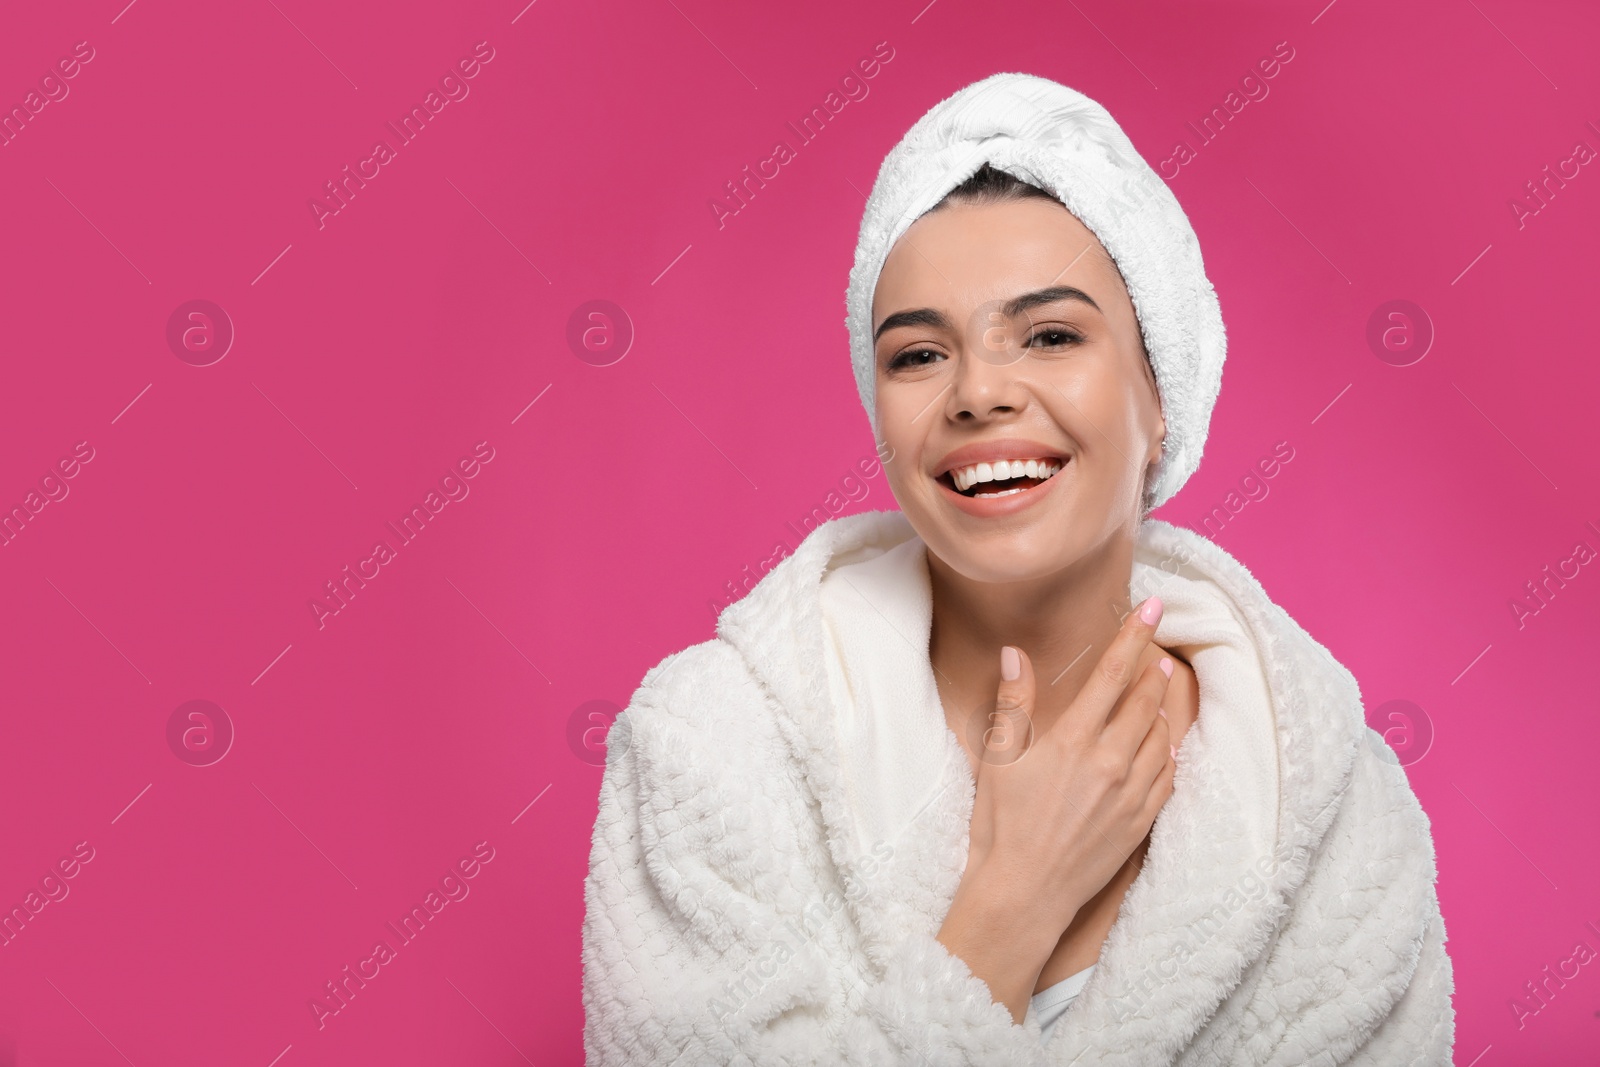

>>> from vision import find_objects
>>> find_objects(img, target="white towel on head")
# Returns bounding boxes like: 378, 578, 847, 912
845, 72, 1227, 508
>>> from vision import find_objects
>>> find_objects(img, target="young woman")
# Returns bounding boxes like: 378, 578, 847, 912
583, 73, 1454, 1065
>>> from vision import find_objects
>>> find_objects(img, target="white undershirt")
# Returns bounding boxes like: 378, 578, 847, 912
1027, 964, 1095, 1043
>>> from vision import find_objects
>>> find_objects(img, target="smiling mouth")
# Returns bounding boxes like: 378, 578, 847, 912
939, 458, 1065, 498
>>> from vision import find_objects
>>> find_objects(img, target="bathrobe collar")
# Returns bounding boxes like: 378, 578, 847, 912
715, 510, 1369, 1054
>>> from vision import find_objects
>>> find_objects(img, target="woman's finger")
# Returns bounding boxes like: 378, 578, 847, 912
1127, 696, 1173, 794
984, 645, 1036, 765
1140, 730, 1179, 823
1104, 656, 1172, 752
1067, 596, 1163, 734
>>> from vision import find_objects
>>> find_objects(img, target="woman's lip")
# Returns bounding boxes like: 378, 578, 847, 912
932, 440, 1071, 478
935, 458, 1067, 517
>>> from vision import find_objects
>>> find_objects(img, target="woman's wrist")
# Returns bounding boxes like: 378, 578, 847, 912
936, 863, 1075, 1022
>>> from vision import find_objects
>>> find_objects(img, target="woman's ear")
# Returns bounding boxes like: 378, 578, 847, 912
1140, 411, 1166, 516
1138, 356, 1166, 467
1149, 413, 1167, 466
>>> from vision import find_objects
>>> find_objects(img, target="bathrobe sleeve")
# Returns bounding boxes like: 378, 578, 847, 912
1334, 733, 1457, 1067
581, 644, 1049, 1067
1342, 901, 1455, 1066
1247, 729, 1457, 1067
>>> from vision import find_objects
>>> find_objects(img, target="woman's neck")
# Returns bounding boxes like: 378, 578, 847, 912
927, 531, 1139, 729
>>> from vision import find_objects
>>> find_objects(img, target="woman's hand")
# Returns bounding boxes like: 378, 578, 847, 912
935, 597, 1176, 1022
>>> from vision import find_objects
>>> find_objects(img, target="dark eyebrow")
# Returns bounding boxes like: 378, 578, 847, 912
873, 307, 953, 344
872, 286, 1100, 344
1002, 285, 1100, 318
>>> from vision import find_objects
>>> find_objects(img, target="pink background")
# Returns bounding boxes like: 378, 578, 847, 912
1, 0, 1597, 1063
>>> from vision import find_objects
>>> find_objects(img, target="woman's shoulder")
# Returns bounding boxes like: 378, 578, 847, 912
595, 637, 821, 887
608, 637, 790, 773
1341, 727, 1442, 872
1138, 517, 1365, 705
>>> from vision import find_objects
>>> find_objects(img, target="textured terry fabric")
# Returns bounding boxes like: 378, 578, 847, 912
581, 512, 1457, 1064
845, 72, 1227, 508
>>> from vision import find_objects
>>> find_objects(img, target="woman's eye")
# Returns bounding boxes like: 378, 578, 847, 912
1026, 328, 1083, 348
888, 347, 945, 370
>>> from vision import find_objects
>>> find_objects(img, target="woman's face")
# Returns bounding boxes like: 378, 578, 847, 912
872, 195, 1165, 585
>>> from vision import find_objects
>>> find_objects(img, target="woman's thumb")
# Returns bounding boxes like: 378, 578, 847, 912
983, 646, 1035, 765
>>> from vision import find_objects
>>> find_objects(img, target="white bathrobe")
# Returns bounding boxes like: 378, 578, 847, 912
582, 511, 1455, 1065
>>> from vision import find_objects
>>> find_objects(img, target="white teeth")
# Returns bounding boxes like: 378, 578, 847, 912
945, 457, 1065, 493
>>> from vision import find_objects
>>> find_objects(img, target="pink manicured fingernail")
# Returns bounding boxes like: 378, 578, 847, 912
1158, 707, 1167, 719
1159, 657, 1173, 678
1170, 745, 1178, 761
1001, 646, 1020, 681
1139, 597, 1163, 625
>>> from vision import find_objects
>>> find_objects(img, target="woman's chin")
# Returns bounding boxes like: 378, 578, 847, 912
942, 559, 1078, 587
899, 484, 1104, 584
923, 528, 1090, 587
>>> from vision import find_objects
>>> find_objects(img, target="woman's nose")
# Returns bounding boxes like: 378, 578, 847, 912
947, 350, 1028, 421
